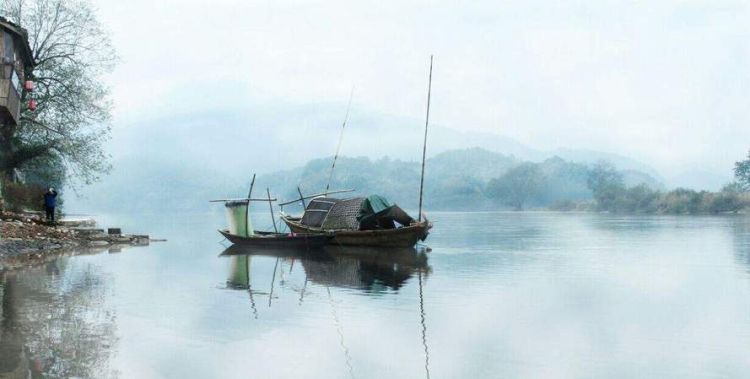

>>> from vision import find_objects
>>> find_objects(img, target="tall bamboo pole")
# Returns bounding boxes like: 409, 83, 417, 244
267, 187, 278, 233
418, 56, 433, 223
297, 186, 307, 208
245, 174, 256, 237
325, 87, 355, 195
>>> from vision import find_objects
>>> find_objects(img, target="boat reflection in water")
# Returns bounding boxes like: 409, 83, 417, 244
220, 244, 434, 378
221, 245, 431, 293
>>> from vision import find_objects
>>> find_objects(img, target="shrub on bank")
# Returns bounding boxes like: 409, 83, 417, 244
0, 180, 48, 213
617, 184, 661, 213
658, 188, 706, 214
706, 184, 747, 213
549, 199, 595, 211
490, 182, 748, 214
585, 183, 749, 214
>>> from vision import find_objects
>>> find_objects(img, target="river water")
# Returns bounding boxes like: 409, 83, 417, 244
2, 211, 750, 378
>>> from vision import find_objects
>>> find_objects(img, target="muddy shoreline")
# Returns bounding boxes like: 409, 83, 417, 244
0, 211, 151, 270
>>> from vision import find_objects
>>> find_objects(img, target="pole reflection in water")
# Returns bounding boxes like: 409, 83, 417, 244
327, 285, 355, 379
220, 244, 432, 377
269, 258, 279, 307
418, 270, 430, 379
298, 275, 308, 306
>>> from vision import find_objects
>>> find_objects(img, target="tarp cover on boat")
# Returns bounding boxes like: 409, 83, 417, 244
358, 195, 392, 218
358, 194, 415, 230
300, 197, 342, 227
300, 195, 415, 231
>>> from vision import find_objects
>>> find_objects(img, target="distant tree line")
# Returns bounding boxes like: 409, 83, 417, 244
263, 149, 662, 212
484, 157, 658, 211
485, 152, 750, 214
253, 149, 612, 211
83, 147, 750, 214
580, 162, 748, 214
486, 157, 591, 210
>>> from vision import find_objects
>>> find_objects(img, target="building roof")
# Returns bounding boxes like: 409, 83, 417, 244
0, 16, 34, 67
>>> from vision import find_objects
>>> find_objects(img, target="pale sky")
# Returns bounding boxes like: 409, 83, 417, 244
92, 0, 750, 177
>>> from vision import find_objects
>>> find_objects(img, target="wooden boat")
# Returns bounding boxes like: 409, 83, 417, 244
281, 215, 430, 247
218, 229, 331, 249
212, 175, 333, 249
281, 202, 432, 247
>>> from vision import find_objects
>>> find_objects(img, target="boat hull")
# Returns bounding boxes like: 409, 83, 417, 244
218, 229, 331, 249
280, 216, 431, 247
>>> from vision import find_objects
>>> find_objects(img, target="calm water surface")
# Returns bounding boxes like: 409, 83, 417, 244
2, 211, 750, 378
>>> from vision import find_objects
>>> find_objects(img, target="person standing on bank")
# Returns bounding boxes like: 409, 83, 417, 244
44, 188, 58, 223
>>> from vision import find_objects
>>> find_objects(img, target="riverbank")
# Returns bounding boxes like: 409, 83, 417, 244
0, 210, 151, 270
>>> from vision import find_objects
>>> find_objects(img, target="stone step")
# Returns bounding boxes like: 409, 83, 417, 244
58, 218, 97, 227
70, 228, 105, 235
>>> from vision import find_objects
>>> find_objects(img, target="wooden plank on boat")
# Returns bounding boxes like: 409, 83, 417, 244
279, 215, 431, 248
218, 229, 332, 249
208, 197, 277, 203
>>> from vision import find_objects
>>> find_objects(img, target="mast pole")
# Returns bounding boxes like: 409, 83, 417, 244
245, 173, 256, 237
418, 56, 433, 223
297, 186, 307, 208
267, 188, 278, 233
325, 86, 355, 195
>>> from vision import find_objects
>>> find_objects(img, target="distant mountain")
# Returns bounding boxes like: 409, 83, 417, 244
255, 148, 519, 211
65, 105, 688, 213
64, 153, 243, 214
551, 148, 663, 179
106, 107, 670, 180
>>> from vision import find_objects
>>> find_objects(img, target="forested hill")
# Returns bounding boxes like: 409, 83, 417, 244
68, 147, 661, 213
258, 147, 519, 211
244, 148, 661, 212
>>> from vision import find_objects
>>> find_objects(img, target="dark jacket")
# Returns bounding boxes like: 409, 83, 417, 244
44, 191, 58, 208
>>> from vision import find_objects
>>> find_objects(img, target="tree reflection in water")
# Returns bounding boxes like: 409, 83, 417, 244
0, 258, 118, 379
732, 218, 750, 274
